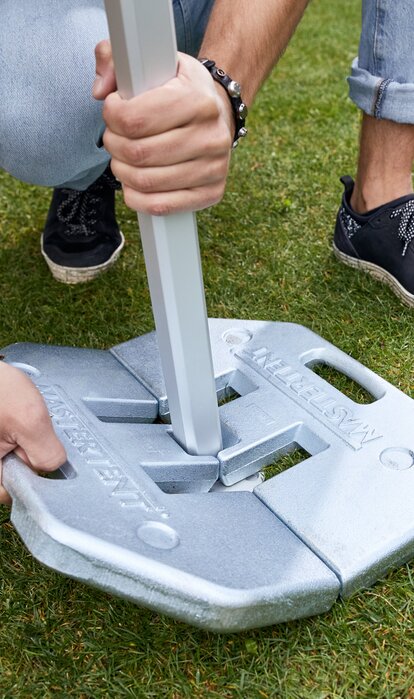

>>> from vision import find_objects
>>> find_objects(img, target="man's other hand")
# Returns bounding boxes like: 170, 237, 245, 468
0, 363, 66, 505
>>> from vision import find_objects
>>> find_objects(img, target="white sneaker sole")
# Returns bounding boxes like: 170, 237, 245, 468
41, 232, 125, 284
333, 242, 414, 308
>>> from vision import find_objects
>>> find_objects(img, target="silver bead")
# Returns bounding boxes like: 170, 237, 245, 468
238, 127, 248, 138
228, 80, 241, 98
238, 102, 248, 118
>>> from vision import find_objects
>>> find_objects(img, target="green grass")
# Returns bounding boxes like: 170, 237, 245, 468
2, 1, 414, 696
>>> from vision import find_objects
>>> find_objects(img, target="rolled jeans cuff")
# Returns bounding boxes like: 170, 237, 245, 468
348, 58, 414, 124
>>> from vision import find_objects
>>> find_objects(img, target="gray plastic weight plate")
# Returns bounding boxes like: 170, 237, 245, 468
3, 319, 414, 630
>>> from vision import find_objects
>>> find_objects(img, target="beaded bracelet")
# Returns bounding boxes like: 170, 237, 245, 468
198, 58, 248, 148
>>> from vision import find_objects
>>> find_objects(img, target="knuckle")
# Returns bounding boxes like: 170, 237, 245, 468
199, 94, 220, 122
134, 171, 155, 194
129, 141, 150, 166
103, 96, 146, 137
149, 199, 173, 217
200, 130, 230, 161
119, 111, 146, 137
123, 187, 172, 216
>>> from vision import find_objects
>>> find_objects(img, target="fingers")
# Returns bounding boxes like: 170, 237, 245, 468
14, 411, 66, 473
111, 155, 228, 214
102, 123, 227, 169
102, 52, 234, 216
0, 364, 67, 504
102, 53, 218, 139
121, 182, 226, 217
111, 155, 228, 197
103, 85, 218, 140
93, 40, 117, 100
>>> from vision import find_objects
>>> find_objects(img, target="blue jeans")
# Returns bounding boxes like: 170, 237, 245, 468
0, 0, 214, 190
1, 1, 412, 192
348, 0, 414, 123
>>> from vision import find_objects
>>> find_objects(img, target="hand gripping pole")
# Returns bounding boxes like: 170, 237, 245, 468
104, 0, 222, 456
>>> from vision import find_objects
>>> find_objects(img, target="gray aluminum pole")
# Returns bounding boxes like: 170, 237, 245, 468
104, 0, 222, 455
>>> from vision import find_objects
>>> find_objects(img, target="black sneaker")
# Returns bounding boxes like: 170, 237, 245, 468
333, 175, 414, 307
41, 165, 125, 284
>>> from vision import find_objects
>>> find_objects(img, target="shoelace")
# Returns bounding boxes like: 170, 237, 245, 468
390, 200, 414, 256
342, 200, 414, 257
340, 207, 361, 239
56, 168, 121, 238
57, 188, 100, 237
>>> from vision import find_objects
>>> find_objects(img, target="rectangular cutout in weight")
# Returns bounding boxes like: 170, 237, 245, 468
104, 0, 222, 455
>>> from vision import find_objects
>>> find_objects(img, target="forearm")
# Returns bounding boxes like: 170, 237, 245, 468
199, 0, 311, 105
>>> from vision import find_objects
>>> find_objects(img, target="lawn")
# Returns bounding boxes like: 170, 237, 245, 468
1, 1, 414, 697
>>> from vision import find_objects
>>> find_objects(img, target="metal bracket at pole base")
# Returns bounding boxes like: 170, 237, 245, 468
4, 320, 414, 631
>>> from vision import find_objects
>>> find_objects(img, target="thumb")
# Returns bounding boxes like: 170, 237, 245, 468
14, 443, 66, 474
0, 421, 66, 506
15, 418, 67, 475
93, 39, 117, 99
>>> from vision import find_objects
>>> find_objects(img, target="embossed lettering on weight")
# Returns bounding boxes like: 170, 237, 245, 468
239, 348, 383, 450
36, 383, 167, 515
